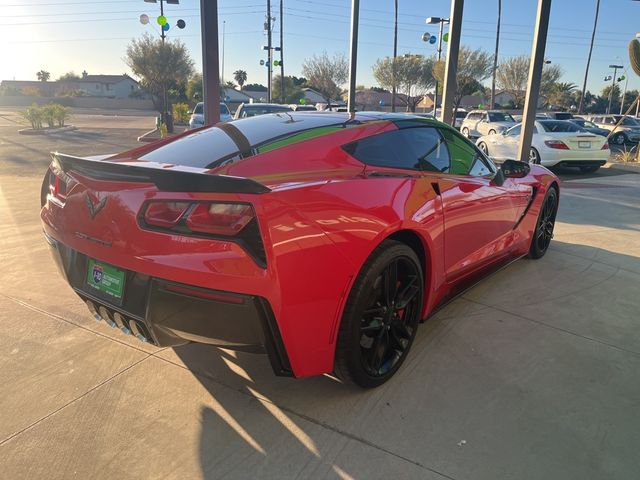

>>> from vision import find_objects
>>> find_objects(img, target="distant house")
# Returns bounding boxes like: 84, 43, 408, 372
352, 89, 411, 111
494, 90, 547, 108
0, 72, 143, 99
64, 72, 142, 99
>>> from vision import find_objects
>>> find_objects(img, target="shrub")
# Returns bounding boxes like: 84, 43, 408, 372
617, 145, 638, 163
172, 102, 190, 123
41, 104, 57, 128
21, 104, 43, 129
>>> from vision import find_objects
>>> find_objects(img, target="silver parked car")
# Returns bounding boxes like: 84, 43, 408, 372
460, 110, 516, 138
188, 102, 232, 129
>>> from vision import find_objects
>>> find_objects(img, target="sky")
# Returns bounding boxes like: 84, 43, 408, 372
2, 0, 640, 96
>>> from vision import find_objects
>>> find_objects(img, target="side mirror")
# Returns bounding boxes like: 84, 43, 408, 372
501, 159, 531, 178
187, 110, 193, 115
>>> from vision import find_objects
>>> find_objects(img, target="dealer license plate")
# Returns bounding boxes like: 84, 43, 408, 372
578, 141, 591, 149
86, 259, 125, 302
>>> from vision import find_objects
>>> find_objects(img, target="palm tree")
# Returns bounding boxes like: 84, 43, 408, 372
578, 0, 600, 114
36, 70, 50, 82
550, 82, 577, 109
233, 70, 248, 90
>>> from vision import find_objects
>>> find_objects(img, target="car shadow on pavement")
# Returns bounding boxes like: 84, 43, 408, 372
172, 344, 364, 479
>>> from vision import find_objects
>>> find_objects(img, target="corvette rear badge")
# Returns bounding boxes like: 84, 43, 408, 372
85, 192, 107, 219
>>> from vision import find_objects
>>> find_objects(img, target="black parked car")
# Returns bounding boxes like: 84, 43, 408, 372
569, 118, 610, 137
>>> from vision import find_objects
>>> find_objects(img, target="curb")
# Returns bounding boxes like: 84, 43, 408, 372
18, 125, 77, 135
606, 162, 640, 174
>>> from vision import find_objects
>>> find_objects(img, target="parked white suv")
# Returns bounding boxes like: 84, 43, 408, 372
589, 114, 640, 145
188, 102, 232, 129
461, 110, 516, 138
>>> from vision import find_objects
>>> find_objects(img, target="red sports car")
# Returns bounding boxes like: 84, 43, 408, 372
41, 112, 559, 388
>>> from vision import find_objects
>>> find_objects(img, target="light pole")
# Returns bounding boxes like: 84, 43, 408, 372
619, 70, 628, 114
221, 20, 225, 83
607, 64, 623, 114
426, 16, 449, 118
490, 0, 502, 109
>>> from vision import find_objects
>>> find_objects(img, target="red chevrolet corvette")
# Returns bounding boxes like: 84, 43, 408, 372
41, 112, 559, 387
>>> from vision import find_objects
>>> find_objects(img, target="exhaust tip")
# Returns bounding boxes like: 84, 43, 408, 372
129, 320, 148, 343
86, 300, 101, 321
113, 312, 131, 335
98, 306, 117, 328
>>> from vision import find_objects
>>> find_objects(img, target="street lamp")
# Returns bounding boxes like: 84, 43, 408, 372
607, 64, 624, 114
425, 16, 449, 117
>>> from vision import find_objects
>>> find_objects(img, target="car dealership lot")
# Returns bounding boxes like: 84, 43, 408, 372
1, 120, 640, 479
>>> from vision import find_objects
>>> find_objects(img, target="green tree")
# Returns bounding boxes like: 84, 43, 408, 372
373, 54, 435, 111
301, 51, 348, 106
602, 84, 621, 113
272, 75, 305, 103
125, 33, 195, 113
433, 46, 492, 112
548, 82, 577, 109
36, 70, 50, 82
233, 70, 247, 90
224, 80, 236, 89
57, 71, 81, 81
496, 55, 563, 108
186, 73, 202, 102
243, 83, 268, 92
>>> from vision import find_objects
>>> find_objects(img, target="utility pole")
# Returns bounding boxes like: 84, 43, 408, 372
280, 0, 284, 103
391, 0, 398, 112
266, 0, 273, 102
347, 0, 360, 113
490, 0, 501, 109
620, 72, 629, 114
607, 64, 623, 114
221, 20, 225, 83
578, 0, 600, 114
426, 17, 449, 119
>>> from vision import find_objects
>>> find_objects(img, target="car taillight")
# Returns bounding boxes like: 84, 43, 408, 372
48, 168, 76, 200
186, 203, 254, 236
141, 201, 255, 237
601, 142, 609, 150
143, 201, 190, 228
544, 140, 569, 150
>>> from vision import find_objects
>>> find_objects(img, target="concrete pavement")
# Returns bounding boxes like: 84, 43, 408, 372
1, 134, 640, 478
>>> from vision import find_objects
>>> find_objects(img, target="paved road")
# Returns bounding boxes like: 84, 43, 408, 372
1, 124, 640, 479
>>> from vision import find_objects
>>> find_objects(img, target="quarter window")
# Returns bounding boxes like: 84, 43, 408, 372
342, 127, 450, 172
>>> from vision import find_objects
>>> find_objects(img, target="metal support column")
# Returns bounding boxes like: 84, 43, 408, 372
440, 0, 464, 125
347, 0, 360, 113
200, 0, 221, 125
518, 0, 552, 163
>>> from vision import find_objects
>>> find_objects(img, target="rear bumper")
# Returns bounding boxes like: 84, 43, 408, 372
549, 159, 607, 168
45, 231, 293, 376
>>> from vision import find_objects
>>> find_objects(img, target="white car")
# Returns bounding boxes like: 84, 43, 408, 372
476, 120, 609, 173
460, 110, 516, 138
188, 102, 232, 129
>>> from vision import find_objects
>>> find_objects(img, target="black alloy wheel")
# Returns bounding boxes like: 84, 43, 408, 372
334, 240, 423, 388
529, 187, 558, 259
612, 132, 626, 145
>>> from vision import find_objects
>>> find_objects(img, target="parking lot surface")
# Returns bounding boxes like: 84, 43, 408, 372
1, 115, 639, 479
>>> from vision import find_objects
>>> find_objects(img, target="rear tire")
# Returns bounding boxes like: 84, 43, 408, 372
489, 129, 497, 135
461, 127, 470, 138
478, 142, 489, 155
528, 187, 558, 259
579, 165, 600, 173
334, 240, 424, 388
612, 132, 626, 145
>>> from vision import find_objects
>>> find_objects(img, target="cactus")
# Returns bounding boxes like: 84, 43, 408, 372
630, 39, 640, 77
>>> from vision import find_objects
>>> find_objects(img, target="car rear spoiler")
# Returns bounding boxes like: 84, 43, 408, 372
50, 152, 271, 194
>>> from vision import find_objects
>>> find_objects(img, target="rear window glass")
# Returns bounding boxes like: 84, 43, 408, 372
553, 112, 573, 120
456, 111, 468, 119
239, 105, 293, 118
220, 104, 230, 115
488, 112, 515, 122
193, 103, 203, 114
539, 120, 580, 132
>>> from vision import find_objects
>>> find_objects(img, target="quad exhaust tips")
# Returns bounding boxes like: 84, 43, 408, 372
85, 299, 149, 343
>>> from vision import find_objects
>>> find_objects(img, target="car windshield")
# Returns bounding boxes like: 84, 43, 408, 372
614, 116, 640, 126
539, 120, 581, 133
488, 112, 515, 122
242, 105, 293, 117
193, 103, 203, 114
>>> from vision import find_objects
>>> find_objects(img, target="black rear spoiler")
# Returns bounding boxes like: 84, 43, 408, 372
50, 152, 270, 194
